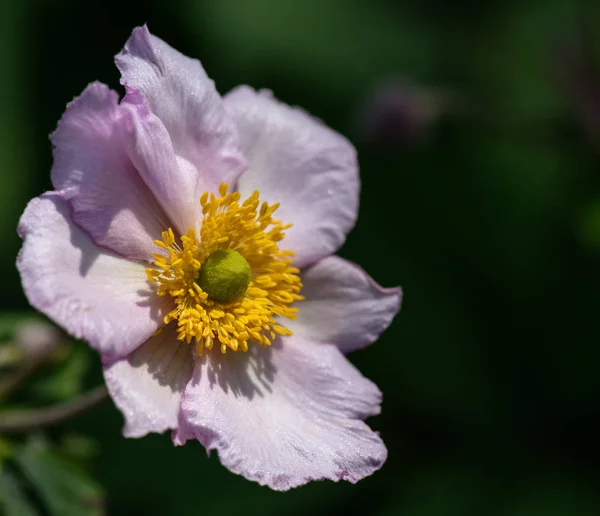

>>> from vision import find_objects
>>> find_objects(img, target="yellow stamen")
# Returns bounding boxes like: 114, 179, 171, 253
147, 183, 304, 355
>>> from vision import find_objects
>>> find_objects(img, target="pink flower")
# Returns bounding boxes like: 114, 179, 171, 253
16, 26, 401, 490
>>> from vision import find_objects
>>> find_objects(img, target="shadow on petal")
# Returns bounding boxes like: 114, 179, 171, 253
135, 281, 174, 331
127, 325, 193, 392
104, 323, 194, 436
45, 195, 102, 277
198, 340, 279, 400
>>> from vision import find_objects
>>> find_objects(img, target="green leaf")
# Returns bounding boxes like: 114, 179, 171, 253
0, 467, 40, 516
14, 437, 104, 516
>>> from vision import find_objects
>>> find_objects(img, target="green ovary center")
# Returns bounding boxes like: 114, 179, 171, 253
196, 249, 252, 303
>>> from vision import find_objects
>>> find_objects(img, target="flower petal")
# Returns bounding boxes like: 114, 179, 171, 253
287, 256, 402, 353
51, 81, 170, 261
103, 323, 193, 437
115, 26, 247, 197
17, 192, 171, 362
225, 86, 359, 268
119, 89, 203, 235
174, 336, 386, 491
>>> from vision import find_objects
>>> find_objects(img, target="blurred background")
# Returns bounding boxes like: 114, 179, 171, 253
2, 0, 600, 514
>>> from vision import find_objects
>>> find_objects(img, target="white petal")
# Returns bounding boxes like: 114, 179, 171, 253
288, 256, 402, 352
51, 82, 170, 261
174, 336, 386, 490
115, 26, 247, 202
103, 324, 194, 437
17, 193, 171, 361
225, 87, 359, 268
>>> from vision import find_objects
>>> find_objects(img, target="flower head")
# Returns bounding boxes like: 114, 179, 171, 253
17, 26, 401, 490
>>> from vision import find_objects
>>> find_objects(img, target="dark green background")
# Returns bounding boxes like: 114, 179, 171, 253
2, 0, 600, 514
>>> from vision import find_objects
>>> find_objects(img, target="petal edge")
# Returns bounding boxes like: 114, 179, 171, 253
17, 192, 171, 361
288, 256, 402, 353
226, 86, 359, 268
104, 324, 193, 437
174, 337, 386, 490
51, 81, 170, 261
115, 26, 247, 197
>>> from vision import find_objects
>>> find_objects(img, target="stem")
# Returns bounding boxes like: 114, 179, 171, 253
0, 386, 109, 433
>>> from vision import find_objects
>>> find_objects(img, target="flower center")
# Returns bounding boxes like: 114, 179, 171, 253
196, 249, 251, 303
146, 183, 303, 356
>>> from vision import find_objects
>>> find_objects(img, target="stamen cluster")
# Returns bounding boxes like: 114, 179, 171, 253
147, 184, 303, 356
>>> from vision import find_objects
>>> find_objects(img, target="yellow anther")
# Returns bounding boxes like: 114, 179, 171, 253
146, 183, 303, 355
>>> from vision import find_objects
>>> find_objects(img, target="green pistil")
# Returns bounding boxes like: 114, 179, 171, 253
197, 249, 251, 303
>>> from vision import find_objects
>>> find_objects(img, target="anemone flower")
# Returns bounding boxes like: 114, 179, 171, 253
17, 26, 402, 490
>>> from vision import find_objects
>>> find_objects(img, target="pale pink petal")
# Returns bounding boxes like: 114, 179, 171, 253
225, 86, 359, 268
287, 256, 402, 353
51, 81, 170, 261
174, 337, 386, 491
17, 193, 172, 362
103, 324, 193, 437
115, 26, 247, 199
119, 89, 202, 235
